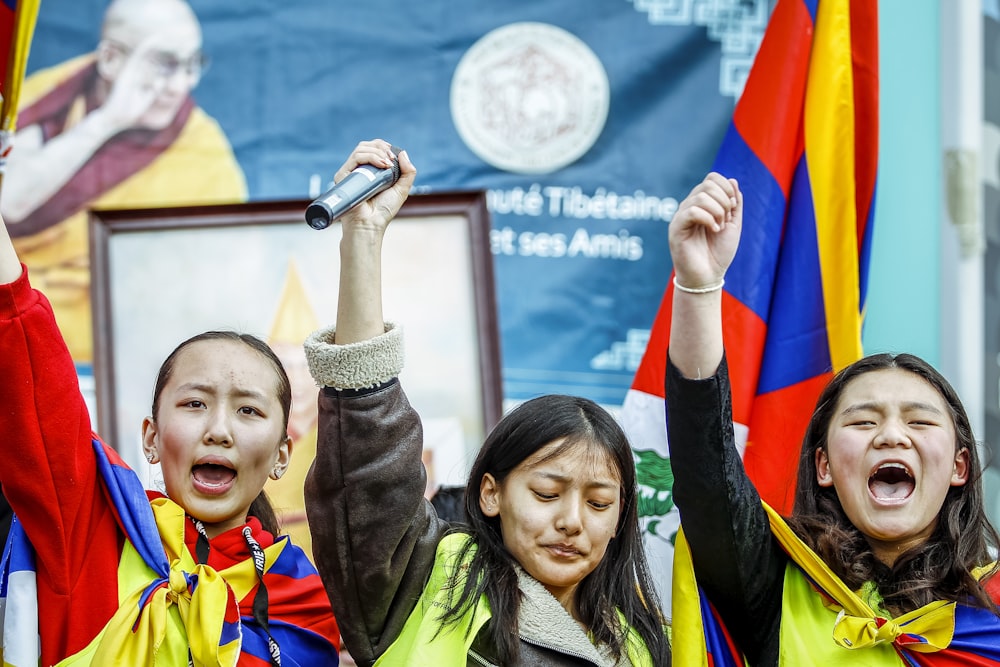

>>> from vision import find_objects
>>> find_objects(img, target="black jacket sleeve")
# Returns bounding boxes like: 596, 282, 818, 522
666, 356, 785, 666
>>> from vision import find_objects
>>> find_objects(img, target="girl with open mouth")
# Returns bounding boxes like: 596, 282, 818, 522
664, 172, 1000, 665
0, 186, 340, 663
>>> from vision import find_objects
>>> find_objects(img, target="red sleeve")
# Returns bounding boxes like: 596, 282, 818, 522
0, 265, 122, 663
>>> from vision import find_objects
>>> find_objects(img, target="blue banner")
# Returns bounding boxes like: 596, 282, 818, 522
13, 0, 769, 407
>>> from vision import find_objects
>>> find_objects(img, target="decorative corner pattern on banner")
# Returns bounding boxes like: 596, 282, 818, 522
628, 0, 771, 98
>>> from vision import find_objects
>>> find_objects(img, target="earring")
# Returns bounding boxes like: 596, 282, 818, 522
146, 452, 155, 464
272, 468, 284, 480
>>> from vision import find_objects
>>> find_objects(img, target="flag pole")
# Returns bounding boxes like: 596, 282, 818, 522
0, 0, 42, 199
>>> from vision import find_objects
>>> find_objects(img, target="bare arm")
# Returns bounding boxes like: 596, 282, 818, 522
1, 119, 116, 223
667, 172, 742, 378
2, 40, 177, 224
333, 141, 416, 344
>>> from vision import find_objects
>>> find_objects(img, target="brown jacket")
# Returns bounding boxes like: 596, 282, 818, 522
303, 325, 646, 666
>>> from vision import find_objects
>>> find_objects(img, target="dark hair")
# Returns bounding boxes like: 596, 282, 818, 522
790, 352, 1000, 614
151, 331, 292, 535
429, 485, 466, 527
439, 394, 670, 665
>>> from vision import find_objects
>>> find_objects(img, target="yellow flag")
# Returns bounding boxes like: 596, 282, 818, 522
1, 0, 41, 178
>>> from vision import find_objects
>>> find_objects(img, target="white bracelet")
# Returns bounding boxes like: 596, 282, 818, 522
673, 276, 725, 294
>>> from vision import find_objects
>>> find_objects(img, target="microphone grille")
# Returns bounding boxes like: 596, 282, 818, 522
389, 145, 403, 183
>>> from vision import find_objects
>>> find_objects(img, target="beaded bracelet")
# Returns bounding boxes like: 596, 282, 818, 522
673, 276, 725, 294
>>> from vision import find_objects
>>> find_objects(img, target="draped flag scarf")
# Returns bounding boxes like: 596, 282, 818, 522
672, 503, 1000, 666
0, 440, 339, 666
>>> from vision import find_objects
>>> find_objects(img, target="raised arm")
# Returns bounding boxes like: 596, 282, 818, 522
304, 141, 450, 665
331, 141, 411, 345
666, 174, 787, 665
2, 39, 176, 225
0, 210, 118, 617
1, 120, 117, 225
0, 207, 97, 485
666, 171, 741, 377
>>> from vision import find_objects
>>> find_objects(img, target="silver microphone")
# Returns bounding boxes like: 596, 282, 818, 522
305, 146, 402, 230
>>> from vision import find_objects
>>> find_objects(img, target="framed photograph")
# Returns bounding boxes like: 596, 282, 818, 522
89, 192, 501, 492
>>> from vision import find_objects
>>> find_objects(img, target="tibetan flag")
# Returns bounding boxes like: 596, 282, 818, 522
0, 0, 41, 174
0, 517, 39, 667
622, 0, 878, 528
0, 439, 340, 665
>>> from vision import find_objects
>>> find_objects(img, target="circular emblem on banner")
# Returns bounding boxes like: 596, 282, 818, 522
450, 22, 610, 175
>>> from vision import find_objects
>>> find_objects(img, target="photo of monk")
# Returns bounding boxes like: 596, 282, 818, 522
0, 0, 247, 362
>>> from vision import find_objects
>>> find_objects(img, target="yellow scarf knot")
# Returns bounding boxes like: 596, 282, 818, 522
66, 499, 254, 667
166, 562, 192, 602
831, 600, 956, 652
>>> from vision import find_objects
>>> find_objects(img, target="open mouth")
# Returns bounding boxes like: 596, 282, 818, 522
868, 462, 914, 501
192, 463, 236, 493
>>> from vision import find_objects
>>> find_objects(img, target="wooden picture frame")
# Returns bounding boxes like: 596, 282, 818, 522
89, 192, 501, 489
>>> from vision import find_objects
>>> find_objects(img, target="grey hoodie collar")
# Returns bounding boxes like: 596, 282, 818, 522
515, 567, 630, 667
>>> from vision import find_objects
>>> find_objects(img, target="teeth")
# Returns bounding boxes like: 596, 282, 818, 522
869, 461, 914, 485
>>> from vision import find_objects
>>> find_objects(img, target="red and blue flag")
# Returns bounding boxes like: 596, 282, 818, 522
622, 0, 878, 516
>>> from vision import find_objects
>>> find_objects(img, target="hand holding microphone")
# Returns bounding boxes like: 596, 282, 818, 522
306, 144, 404, 230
